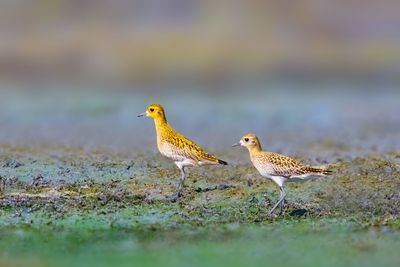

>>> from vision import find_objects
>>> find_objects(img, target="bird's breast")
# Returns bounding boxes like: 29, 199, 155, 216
252, 158, 275, 176
158, 139, 186, 162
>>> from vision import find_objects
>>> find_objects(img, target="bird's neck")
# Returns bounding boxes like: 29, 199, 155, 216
153, 116, 170, 137
247, 145, 262, 158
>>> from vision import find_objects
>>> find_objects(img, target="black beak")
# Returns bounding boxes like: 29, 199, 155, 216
137, 112, 146, 117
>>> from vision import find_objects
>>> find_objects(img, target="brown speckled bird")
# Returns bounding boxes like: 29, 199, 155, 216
233, 133, 330, 215
138, 104, 227, 201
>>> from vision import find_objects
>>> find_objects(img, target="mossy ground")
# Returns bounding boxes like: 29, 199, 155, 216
1, 221, 400, 267
1, 88, 400, 266
1, 145, 399, 227
0, 144, 399, 267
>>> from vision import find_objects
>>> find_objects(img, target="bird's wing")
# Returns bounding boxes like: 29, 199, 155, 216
266, 152, 306, 177
164, 132, 220, 164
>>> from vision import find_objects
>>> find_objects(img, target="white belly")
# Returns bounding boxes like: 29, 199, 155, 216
264, 174, 287, 187
157, 140, 183, 161
253, 165, 285, 187
250, 161, 283, 187
157, 140, 199, 167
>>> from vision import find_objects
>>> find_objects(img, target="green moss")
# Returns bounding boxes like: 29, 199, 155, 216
1, 221, 400, 267
0, 145, 399, 228
0, 142, 400, 266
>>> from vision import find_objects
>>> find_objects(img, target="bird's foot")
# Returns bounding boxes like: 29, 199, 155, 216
267, 209, 285, 217
267, 209, 280, 218
278, 207, 285, 216
267, 210, 275, 217
167, 191, 182, 202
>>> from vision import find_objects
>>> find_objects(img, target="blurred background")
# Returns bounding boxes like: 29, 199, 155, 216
0, 0, 399, 156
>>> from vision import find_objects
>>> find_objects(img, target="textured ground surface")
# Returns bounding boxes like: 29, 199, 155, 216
0, 86, 399, 267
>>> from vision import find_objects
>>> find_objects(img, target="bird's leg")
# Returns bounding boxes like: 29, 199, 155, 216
279, 186, 286, 215
268, 186, 286, 216
168, 166, 186, 202
177, 166, 186, 195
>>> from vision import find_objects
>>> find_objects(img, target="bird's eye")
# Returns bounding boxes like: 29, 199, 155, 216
149, 108, 154, 112
244, 138, 249, 142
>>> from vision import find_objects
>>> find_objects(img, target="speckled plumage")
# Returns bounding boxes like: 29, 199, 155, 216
139, 104, 227, 200
251, 151, 330, 179
233, 133, 331, 215
155, 118, 224, 165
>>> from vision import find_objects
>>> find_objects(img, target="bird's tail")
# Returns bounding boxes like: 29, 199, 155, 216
200, 152, 228, 165
302, 166, 332, 175
218, 159, 228, 165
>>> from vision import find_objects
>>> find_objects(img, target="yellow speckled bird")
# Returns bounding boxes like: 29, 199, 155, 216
138, 104, 227, 201
233, 133, 331, 216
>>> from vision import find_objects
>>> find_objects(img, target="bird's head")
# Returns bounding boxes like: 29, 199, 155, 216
232, 133, 262, 150
138, 103, 166, 120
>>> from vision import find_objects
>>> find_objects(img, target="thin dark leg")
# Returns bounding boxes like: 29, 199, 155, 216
168, 167, 186, 202
268, 186, 286, 216
176, 166, 186, 195
279, 187, 286, 215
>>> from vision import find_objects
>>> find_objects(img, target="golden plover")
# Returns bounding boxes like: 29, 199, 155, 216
138, 104, 227, 201
233, 133, 330, 215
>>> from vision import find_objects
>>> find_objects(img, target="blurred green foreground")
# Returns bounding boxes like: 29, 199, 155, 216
1, 221, 400, 267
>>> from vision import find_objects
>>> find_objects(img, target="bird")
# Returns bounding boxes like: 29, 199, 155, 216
233, 133, 331, 216
138, 104, 227, 201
